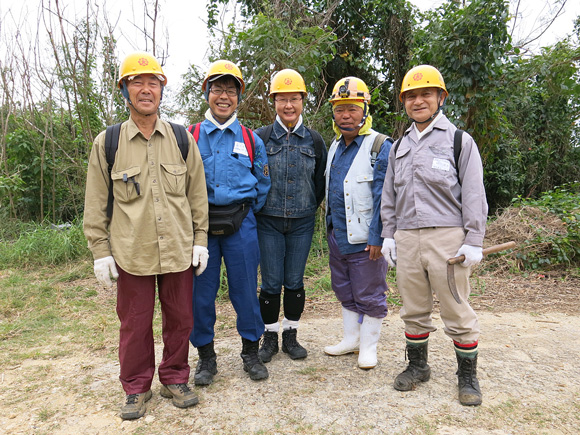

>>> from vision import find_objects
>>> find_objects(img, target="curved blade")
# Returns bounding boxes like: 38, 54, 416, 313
446, 262, 462, 304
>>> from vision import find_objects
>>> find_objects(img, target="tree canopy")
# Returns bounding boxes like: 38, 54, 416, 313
0, 0, 578, 221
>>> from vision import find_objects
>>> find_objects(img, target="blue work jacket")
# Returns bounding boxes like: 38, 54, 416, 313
196, 118, 270, 212
326, 134, 392, 255
255, 120, 327, 218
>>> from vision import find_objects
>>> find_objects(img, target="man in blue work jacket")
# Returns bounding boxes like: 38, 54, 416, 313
323, 76, 393, 370
189, 60, 271, 384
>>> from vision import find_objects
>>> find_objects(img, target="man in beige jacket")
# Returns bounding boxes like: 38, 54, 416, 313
83, 52, 208, 420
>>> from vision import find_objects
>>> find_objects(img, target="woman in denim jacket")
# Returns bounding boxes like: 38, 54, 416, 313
255, 69, 327, 363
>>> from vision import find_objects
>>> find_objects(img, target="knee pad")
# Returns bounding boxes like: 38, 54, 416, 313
259, 290, 281, 325
283, 287, 305, 321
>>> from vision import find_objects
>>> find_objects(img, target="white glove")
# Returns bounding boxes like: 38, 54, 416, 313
93, 256, 119, 288
455, 244, 483, 267
192, 245, 209, 276
381, 238, 397, 267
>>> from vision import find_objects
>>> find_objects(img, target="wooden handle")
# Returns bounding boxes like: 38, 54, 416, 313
447, 241, 516, 265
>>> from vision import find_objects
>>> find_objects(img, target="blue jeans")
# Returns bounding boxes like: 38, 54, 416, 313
256, 214, 316, 295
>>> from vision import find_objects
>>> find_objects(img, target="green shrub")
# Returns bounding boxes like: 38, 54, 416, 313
0, 218, 91, 267
511, 182, 580, 269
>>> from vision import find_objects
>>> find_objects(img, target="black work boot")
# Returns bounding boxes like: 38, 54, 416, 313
394, 342, 431, 391
282, 328, 308, 360
194, 341, 218, 386
241, 337, 269, 380
456, 352, 482, 406
258, 331, 279, 363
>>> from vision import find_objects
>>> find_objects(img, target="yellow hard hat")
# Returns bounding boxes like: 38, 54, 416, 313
118, 51, 167, 87
269, 69, 307, 96
399, 65, 447, 102
329, 77, 371, 105
202, 59, 245, 94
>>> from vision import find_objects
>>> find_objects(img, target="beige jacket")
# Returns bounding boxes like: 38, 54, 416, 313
83, 118, 208, 275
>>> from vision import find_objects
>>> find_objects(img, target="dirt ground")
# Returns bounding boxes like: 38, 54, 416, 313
1, 273, 579, 434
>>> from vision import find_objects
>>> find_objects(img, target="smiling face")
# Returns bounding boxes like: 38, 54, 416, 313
403, 87, 445, 129
273, 92, 304, 128
126, 74, 162, 116
333, 103, 364, 142
207, 76, 239, 124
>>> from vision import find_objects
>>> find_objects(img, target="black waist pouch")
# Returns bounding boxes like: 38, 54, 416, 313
208, 203, 251, 236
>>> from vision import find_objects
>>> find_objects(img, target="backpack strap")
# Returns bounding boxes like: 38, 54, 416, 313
306, 127, 325, 159
188, 122, 202, 143
454, 129, 463, 172
257, 124, 274, 148
240, 125, 255, 169
371, 133, 392, 167
392, 137, 403, 157
105, 122, 123, 219
169, 122, 189, 161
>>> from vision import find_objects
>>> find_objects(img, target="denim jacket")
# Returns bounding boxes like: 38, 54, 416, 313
255, 119, 327, 218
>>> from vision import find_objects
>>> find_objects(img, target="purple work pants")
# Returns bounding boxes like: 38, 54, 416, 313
116, 265, 193, 394
327, 231, 388, 318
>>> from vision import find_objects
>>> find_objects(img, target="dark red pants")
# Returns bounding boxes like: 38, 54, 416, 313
116, 265, 193, 394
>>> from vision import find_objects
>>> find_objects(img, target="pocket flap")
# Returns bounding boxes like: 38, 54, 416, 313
356, 173, 374, 183
111, 166, 141, 180
161, 163, 187, 176
395, 146, 411, 158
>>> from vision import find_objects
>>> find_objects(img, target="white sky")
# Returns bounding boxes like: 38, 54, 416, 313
1, 0, 579, 98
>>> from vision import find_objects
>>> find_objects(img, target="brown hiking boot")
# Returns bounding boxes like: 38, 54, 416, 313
160, 383, 199, 408
120, 390, 152, 420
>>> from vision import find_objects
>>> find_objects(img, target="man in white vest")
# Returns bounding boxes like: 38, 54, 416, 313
323, 76, 393, 369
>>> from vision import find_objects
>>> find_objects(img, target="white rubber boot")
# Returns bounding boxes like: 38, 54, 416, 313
358, 315, 383, 369
324, 308, 360, 355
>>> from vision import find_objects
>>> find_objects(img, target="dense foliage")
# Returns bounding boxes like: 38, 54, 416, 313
1, 0, 579, 228
510, 183, 580, 269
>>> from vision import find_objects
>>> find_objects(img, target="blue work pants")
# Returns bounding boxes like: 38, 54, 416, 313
190, 210, 264, 347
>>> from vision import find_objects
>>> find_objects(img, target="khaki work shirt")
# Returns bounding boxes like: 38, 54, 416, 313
83, 118, 208, 276
380, 115, 488, 247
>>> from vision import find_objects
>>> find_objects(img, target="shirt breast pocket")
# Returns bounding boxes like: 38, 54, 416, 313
111, 166, 141, 203
354, 174, 373, 222
161, 163, 187, 196
394, 147, 411, 187
419, 156, 455, 187
266, 145, 283, 166
298, 147, 315, 176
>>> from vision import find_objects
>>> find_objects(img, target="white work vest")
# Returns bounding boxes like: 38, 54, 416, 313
325, 130, 379, 245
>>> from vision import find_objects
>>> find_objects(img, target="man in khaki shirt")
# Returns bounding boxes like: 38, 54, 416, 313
83, 52, 208, 420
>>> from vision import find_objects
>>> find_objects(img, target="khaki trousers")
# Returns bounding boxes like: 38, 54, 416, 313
395, 227, 480, 344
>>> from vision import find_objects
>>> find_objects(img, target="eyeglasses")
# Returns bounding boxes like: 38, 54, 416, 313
210, 87, 238, 96
275, 97, 303, 105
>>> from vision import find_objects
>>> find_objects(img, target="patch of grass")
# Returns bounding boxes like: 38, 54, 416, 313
0, 218, 91, 267
0, 265, 119, 368
38, 406, 57, 421
295, 366, 329, 381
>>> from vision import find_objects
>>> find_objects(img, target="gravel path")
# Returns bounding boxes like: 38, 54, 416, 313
2, 309, 579, 434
